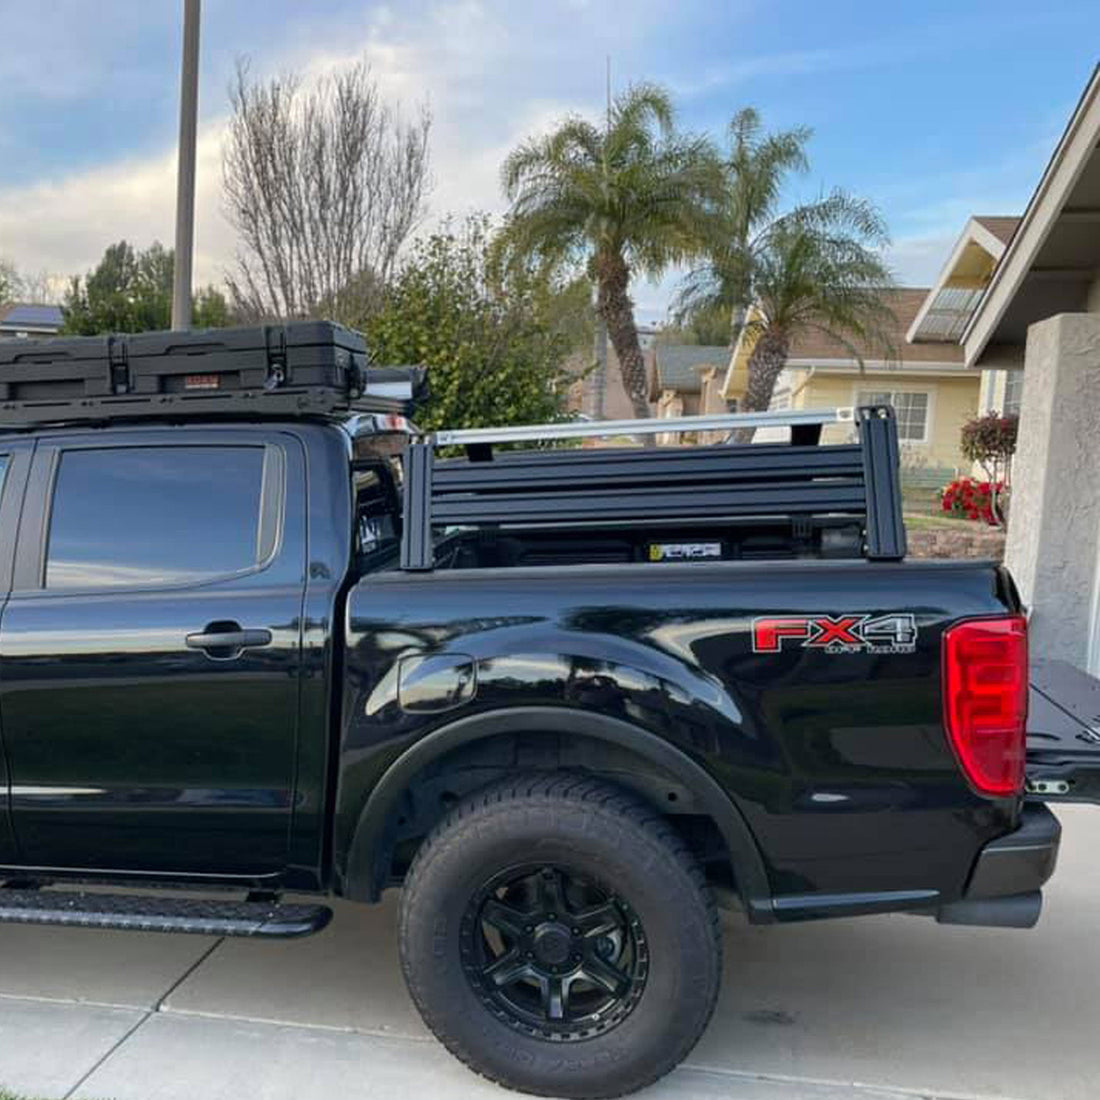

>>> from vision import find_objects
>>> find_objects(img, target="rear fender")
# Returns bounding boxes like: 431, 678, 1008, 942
341, 705, 774, 921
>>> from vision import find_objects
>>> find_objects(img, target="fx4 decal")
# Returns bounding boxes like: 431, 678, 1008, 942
752, 614, 918, 655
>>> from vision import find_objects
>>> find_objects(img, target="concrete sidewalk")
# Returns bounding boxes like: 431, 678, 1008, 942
2, 805, 1099, 1100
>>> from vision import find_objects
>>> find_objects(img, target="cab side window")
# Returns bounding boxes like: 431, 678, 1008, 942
45, 445, 266, 589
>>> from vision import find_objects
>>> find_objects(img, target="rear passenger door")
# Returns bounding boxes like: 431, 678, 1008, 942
0, 441, 33, 868
0, 428, 307, 877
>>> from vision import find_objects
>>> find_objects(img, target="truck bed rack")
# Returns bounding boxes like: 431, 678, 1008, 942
399, 406, 907, 570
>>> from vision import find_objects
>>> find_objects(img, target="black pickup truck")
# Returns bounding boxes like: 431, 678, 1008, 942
0, 323, 1096, 1099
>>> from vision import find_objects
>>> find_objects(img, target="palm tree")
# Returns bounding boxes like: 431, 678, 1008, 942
677, 108, 894, 412
499, 83, 719, 421
677, 108, 810, 354
739, 209, 896, 413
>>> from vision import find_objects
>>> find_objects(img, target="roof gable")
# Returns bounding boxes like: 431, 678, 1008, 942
652, 345, 729, 394
964, 64, 1100, 366
973, 216, 1021, 247
907, 217, 1020, 344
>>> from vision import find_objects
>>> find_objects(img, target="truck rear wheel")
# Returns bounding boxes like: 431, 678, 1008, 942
398, 775, 722, 1098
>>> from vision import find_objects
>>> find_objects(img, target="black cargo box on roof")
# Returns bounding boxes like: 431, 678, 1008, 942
0, 321, 426, 427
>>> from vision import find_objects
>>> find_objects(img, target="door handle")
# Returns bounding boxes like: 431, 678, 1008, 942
186, 623, 273, 656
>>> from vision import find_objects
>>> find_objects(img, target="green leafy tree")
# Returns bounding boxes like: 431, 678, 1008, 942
497, 83, 719, 421
656, 302, 729, 347
677, 108, 893, 412
365, 217, 589, 432
61, 241, 230, 334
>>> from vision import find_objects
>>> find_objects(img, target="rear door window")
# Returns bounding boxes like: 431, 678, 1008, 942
45, 445, 266, 589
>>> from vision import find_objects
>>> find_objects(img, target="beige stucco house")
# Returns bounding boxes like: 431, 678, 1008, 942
646, 345, 730, 443
944, 65, 1100, 675
720, 289, 982, 485
907, 216, 1025, 419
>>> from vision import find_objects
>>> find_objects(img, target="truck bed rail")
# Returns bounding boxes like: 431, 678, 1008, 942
399, 406, 906, 570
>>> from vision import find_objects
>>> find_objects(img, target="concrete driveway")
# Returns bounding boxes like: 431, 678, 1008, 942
2, 804, 1098, 1100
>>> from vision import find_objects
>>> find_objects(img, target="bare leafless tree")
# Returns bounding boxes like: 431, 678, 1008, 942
0, 258, 23, 305
223, 58, 431, 323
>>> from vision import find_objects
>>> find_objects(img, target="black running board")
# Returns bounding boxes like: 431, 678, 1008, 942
0, 889, 333, 938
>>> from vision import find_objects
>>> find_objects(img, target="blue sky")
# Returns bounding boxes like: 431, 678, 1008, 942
1, 0, 1098, 320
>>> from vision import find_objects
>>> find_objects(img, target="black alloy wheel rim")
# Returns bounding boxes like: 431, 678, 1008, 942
460, 863, 649, 1042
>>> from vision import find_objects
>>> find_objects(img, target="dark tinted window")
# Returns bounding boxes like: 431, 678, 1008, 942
0, 456, 8, 495
46, 446, 266, 589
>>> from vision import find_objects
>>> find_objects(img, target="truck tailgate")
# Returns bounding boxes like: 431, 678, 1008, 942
1026, 660, 1100, 805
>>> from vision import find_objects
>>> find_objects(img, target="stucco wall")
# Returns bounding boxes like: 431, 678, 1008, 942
796, 371, 980, 472
1005, 313, 1100, 671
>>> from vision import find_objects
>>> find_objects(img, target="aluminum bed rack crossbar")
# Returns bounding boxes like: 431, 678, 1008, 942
433, 407, 854, 447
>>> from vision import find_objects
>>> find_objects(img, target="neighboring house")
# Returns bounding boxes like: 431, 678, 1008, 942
721, 289, 982, 486
951, 64, 1100, 676
908, 216, 1024, 417
0, 303, 63, 339
647, 345, 730, 443
566, 325, 659, 423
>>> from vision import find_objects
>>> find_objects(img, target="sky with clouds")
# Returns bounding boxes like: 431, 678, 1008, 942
1, 0, 1098, 322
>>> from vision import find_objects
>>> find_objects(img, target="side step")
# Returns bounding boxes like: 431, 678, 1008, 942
0, 889, 333, 938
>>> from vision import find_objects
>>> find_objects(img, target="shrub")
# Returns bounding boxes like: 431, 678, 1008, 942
939, 477, 1005, 526
958, 411, 1018, 528
960, 411, 1018, 475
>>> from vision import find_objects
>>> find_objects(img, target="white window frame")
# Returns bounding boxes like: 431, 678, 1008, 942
852, 384, 933, 444
1003, 370, 1025, 417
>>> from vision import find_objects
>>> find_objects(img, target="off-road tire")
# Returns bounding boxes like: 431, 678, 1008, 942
398, 774, 722, 1098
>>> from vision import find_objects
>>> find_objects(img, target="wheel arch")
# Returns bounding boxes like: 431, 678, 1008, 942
341, 705, 774, 922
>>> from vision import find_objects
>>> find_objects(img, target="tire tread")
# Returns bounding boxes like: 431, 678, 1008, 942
399, 773, 721, 1098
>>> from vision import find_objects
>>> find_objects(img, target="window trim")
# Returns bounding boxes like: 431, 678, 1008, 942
852, 384, 934, 444
0, 443, 34, 596
12, 434, 287, 597
1002, 369, 1025, 418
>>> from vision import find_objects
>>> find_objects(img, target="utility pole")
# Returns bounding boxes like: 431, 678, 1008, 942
171, 0, 201, 330
593, 54, 612, 419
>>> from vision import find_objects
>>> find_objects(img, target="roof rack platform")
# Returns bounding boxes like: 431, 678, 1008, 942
0, 322, 426, 428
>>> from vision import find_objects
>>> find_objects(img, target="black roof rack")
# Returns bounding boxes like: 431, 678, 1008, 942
0, 322, 427, 428
399, 406, 907, 570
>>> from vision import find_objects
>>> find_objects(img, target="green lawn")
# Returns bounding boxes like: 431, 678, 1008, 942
903, 512, 969, 531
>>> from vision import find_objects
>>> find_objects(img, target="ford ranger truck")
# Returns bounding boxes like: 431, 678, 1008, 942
0, 323, 1092, 1100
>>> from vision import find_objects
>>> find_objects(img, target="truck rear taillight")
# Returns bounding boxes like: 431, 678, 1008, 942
942, 615, 1028, 797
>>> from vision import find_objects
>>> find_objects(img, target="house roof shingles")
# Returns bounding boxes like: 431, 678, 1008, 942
652, 345, 729, 393
973, 216, 1021, 247
788, 288, 964, 365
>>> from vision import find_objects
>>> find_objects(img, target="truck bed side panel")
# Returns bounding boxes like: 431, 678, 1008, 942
337, 559, 1016, 909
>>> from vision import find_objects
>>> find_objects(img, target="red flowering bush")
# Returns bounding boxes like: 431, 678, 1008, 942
940, 477, 1005, 525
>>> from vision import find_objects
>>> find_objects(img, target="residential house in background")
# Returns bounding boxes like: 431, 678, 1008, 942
907, 216, 1024, 416
953, 64, 1100, 675
0, 303, 63, 339
569, 325, 659, 422
647, 345, 730, 444
722, 289, 982, 487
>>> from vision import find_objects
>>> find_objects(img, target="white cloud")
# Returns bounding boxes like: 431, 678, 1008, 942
0, 123, 231, 288
0, 1, 601, 294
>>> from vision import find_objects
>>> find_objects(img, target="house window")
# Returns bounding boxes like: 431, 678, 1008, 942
1003, 371, 1024, 417
857, 390, 929, 442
